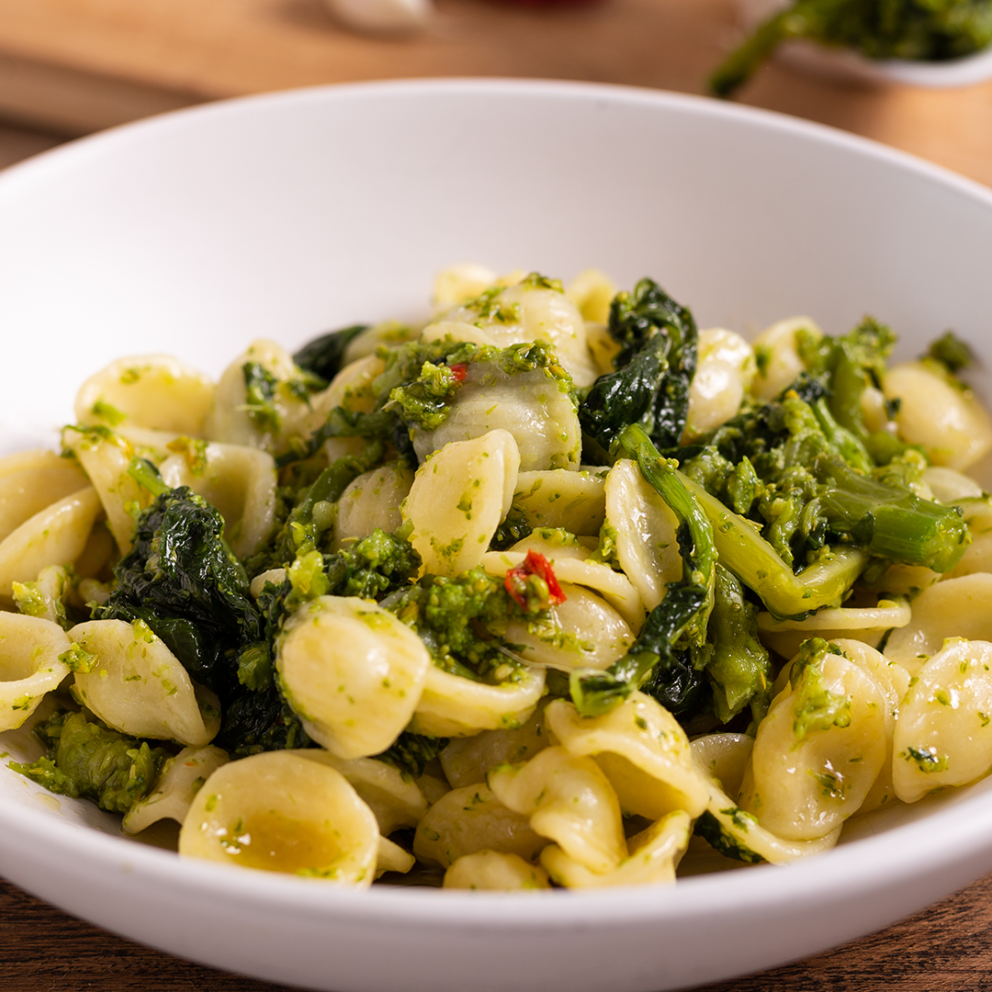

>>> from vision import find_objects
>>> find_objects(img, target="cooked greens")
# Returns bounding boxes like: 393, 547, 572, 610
711, 0, 992, 98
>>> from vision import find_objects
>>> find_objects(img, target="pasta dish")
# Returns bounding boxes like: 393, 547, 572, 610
1, 264, 990, 890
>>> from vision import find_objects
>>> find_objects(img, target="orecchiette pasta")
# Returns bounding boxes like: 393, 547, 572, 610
69, 619, 221, 747
75, 354, 215, 436
277, 596, 431, 759
122, 744, 229, 835
179, 750, 379, 884
884, 574, 992, 673
892, 638, 992, 803
487, 746, 627, 874
883, 361, 992, 470
403, 430, 520, 577
413, 783, 546, 868
0, 613, 72, 731
444, 850, 551, 890
738, 648, 887, 841
7, 263, 992, 897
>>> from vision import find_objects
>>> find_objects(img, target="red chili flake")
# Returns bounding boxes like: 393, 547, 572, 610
448, 363, 467, 383
504, 549, 567, 611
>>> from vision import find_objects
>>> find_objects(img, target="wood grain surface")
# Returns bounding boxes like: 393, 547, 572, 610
0, 0, 989, 186
2, 2, 992, 990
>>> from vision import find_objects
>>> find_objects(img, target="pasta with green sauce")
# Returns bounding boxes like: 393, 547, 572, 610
2, 263, 992, 890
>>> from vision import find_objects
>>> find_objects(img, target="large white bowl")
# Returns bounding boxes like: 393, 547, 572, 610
2, 79, 992, 992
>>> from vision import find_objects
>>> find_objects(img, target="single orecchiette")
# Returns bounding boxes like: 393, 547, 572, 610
883, 361, 992, 471
892, 638, 992, 803
683, 328, 755, 440
690, 732, 754, 799
750, 316, 823, 402
335, 462, 415, 550
501, 582, 634, 671
0, 487, 102, 603
277, 596, 431, 760
158, 440, 278, 559
402, 430, 520, 577
437, 280, 599, 388
203, 339, 315, 454
0, 449, 90, 544
884, 573, 992, 674
738, 648, 887, 841
604, 459, 681, 611
69, 619, 221, 747
410, 362, 580, 473
61, 425, 148, 554
0, 613, 72, 731
179, 750, 379, 884
413, 783, 546, 868
122, 745, 229, 835
74, 354, 215, 436
487, 746, 627, 874
443, 850, 551, 891
510, 469, 607, 536
545, 694, 709, 820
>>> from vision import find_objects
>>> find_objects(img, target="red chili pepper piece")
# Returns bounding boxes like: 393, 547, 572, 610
448, 363, 467, 383
504, 549, 567, 611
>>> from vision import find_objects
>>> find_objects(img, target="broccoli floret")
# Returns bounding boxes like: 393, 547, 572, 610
9, 709, 169, 814
384, 566, 542, 683
680, 387, 970, 600
710, 0, 992, 98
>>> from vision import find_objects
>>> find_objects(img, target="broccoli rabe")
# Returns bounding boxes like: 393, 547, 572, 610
570, 425, 716, 718
10, 709, 168, 814
376, 731, 448, 778
95, 461, 263, 696
579, 279, 699, 461
694, 564, 772, 725
710, 0, 992, 98
679, 386, 970, 602
292, 324, 369, 384
385, 566, 530, 681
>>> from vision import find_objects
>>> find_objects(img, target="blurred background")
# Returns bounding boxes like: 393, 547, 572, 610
0, 0, 990, 183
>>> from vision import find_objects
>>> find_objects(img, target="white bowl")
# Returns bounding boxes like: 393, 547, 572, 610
2, 79, 992, 992
738, 0, 992, 87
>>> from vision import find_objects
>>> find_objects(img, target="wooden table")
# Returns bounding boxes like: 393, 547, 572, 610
3, 1, 992, 989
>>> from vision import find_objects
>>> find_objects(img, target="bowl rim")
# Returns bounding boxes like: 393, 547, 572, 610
3, 74, 992, 931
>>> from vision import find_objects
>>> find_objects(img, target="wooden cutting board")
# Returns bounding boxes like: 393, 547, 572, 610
0, 0, 991, 187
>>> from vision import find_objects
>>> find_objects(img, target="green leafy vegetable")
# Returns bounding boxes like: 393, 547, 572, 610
569, 424, 715, 718
10, 709, 168, 814
293, 324, 369, 383
711, 0, 992, 98
579, 279, 698, 460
